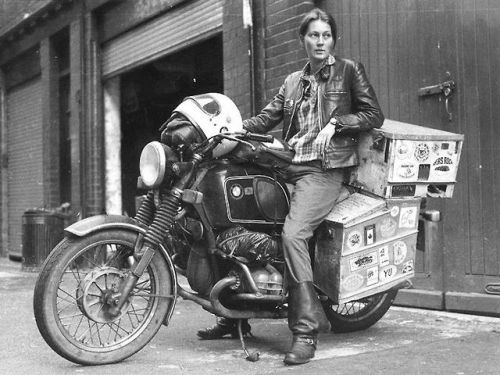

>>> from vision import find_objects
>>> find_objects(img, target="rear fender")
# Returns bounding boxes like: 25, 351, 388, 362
64, 214, 178, 326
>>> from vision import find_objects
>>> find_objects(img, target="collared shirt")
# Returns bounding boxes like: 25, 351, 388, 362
288, 55, 336, 167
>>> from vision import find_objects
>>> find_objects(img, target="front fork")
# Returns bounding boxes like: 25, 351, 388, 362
109, 155, 203, 316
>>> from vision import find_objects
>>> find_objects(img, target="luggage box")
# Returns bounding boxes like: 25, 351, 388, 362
349, 119, 464, 198
314, 193, 421, 304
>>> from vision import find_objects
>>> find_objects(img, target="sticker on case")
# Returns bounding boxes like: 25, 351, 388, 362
393, 241, 408, 265
402, 259, 414, 274
364, 224, 376, 245
379, 245, 390, 267
397, 163, 417, 179
342, 273, 364, 292
399, 206, 418, 228
349, 251, 378, 272
414, 143, 430, 162
379, 265, 397, 282
380, 218, 397, 238
346, 230, 362, 251
390, 205, 400, 217
366, 266, 379, 286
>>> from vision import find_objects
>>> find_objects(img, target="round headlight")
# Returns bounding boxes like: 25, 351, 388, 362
139, 141, 167, 187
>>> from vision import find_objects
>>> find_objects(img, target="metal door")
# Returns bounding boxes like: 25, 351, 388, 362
6, 78, 43, 259
101, 0, 223, 78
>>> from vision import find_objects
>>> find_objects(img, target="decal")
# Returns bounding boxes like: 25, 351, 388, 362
414, 143, 430, 162
379, 245, 390, 267
346, 230, 362, 251
390, 205, 400, 217
399, 206, 418, 228
366, 266, 379, 286
379, 265, 397, 283
433, 156, 454, 173
349, 251, 378, 272
380, 218, 397, 238
342, 273, 364, 292
364, 224, 376, 245
244, 186, 254, 195
397, 163, 417, 179
396, 142, 410, 160
432, 143, 441, 154
402, 259, 414, 274
393, 241, 408, 265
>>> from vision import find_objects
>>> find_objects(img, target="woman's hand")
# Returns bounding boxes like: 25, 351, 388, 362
313, 119, 337, 156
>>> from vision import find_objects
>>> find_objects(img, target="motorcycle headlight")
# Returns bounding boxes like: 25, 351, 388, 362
139, 141, 170, 188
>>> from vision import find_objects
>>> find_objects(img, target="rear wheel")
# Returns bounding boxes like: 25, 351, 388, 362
322, 289, 398, 333
33, 230, 175, 365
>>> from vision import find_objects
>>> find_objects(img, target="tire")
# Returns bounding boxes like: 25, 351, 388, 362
322, 289, 398, 333
33, 230, 175, 365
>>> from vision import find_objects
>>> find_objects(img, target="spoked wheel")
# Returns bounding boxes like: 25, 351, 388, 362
33, 229, 175, 365
321, 289, 398, 333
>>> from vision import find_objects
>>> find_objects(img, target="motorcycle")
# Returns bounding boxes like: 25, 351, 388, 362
33, 93, 405, 365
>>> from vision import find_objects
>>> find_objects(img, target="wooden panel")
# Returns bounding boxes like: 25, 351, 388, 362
335, 0, 500, 296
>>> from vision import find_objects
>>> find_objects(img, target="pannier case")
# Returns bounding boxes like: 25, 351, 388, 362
349, 119, 464, 198
314, 192, 421, 304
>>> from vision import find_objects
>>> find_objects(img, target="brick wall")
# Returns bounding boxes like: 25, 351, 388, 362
222, 1, 252, 119
223, 1, 315, 121
263, 0, 314, 102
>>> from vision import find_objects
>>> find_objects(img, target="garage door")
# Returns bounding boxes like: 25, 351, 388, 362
101, 0, 223, 77
6, 78, 43, 258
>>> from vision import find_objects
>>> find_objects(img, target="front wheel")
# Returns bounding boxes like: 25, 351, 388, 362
33, 229, 175, 365
322, 289, 398, 333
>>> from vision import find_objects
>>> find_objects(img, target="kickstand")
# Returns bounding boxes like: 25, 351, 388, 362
237, 319, 259, 362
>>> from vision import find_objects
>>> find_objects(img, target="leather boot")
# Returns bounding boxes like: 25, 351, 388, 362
284, 334, 317, 365
284, 281, 330, 365
197, 317, 251, 340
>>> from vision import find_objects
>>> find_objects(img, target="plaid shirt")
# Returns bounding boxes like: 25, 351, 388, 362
288, 55, 337, 168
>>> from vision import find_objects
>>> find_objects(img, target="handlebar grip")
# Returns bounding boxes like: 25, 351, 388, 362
246, 133, 274, 143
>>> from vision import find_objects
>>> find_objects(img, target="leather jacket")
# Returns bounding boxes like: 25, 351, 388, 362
243, 56, 384, 168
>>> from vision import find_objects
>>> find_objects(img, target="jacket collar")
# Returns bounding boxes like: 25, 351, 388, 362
301, 55, 336, 81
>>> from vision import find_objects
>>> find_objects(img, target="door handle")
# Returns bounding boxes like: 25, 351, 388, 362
418, 79, 456, 97
418, 72, 456, 121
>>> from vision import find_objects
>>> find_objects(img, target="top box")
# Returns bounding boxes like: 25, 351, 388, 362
349, 119, 464, 198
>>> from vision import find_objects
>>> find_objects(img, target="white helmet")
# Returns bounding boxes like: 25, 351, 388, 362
172, 93, 243, 157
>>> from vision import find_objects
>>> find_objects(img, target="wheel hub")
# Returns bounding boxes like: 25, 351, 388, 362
76, 268, 130, 323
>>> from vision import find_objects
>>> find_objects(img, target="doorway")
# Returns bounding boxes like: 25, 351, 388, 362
119, 35, 223, 216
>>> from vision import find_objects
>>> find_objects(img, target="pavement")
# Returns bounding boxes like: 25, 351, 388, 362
1, 256, 500, 375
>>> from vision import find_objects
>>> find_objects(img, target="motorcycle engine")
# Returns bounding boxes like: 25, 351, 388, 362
246, 264, 284, 295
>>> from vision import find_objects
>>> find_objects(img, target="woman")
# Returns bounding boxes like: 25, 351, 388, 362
198, 8, 384, 365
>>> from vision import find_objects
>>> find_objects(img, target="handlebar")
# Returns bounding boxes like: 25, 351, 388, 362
195, 131, 275, 156
245, 132, 274, 143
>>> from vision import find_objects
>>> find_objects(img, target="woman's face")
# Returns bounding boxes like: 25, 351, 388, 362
301, 19, 334, 67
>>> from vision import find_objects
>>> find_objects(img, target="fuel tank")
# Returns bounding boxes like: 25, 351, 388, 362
196, 160, 290, 230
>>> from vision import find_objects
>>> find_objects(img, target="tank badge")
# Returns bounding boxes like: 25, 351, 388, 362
230, 184, 243, 199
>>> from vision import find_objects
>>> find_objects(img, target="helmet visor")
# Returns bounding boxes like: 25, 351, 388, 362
189, 94, 221, 116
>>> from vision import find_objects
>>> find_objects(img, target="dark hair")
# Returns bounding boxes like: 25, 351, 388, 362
298, 8, 337, 47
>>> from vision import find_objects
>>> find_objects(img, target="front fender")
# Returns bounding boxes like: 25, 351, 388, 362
64, 214, 148, 237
